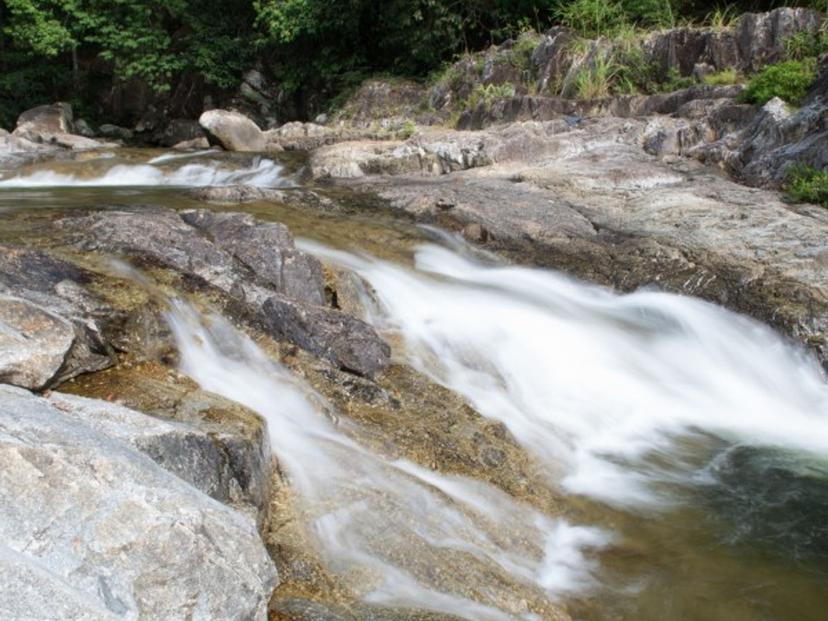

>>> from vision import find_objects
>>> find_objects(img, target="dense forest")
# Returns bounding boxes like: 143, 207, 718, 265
1, 0, 826, 125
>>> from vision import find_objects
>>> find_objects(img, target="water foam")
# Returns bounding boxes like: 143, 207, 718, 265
300, 240, 828, 507
0, 155, 284, 188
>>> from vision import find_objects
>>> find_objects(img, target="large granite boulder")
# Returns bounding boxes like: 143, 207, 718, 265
199, 109, 266, 152
0, 384, 277, 620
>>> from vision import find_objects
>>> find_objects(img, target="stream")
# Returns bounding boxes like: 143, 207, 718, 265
1, 149, 827, 620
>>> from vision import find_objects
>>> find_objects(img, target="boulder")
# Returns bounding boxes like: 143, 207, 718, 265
59, 208, 389, 376
735, 7, 825, 72
181, 210, 325, 305
199, 109, 266, 152
0, 384, 277, 620
262, 295, 391, 378
73, 118, 95, 137
98, 123, 134, 141
13, 102, 73, 138
0, 296, 75, 390
0, 245, 115, 387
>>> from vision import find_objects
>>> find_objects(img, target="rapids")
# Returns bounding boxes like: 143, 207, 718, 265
2, 150, 826, 620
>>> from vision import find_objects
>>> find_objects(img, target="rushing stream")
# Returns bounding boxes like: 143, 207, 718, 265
1, 150, 827, 620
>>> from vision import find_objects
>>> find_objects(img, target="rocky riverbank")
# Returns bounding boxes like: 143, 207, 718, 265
0, 6, 826, 619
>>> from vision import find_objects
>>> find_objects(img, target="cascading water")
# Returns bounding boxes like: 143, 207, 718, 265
166, 301, 610, 620
0, 152, 285, 187
300, 240, 828, 510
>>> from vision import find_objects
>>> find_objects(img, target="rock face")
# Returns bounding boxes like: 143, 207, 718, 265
320, 117, 828, 366
59, 208, 389, 377
0, 245, 115, 388
0, 384, 277, 620
199, 109, 266, 152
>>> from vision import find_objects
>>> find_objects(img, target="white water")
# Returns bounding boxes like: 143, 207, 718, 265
167, 302, 610, 620
300, 240, 828, 508
0, 154, 284, 188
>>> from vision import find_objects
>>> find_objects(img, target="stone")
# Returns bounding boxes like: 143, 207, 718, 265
181, 209, 325, 305
0, 384, 277, 620
157, 118, 206, 147
0, 295, 75, 390
13, 102, 73, 139
98, 123, 134, 141
199, 109, 266, 152
73, 118, 95, 137
262, 295, 390, 378
172, 136, 210, 150
0, 245, 115, 386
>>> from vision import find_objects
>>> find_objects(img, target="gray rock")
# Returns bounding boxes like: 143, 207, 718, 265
262, 295, 390, 378
98, 124, 134, 141
0, 245, 114, 387
199, 109, 266, 152
60, 208, 387, 375
156, 118, 206, 147
14, 102, 74, 138
73, 118, 96, 137
181, 209, 325, 305
0, 295, 75, 390
0, 384, 277, 620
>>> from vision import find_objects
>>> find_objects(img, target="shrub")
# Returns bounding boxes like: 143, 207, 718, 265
657, 67, 696, 92
398, 120, 417, 139
557, 0, 628, 38
465, 82, 516, 108
703, 68, 740, 86
705, 5, 738, 30
783, 25, 828, 61
738, 59, 817, 106
574, 53, 618, 99
783, 164, 828, 208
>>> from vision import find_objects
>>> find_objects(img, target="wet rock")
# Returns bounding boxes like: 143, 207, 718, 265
62, 361, 272, 524
181, 209, 325, 305
172, 135, 211, 150
272, 598, 353, 621
60, 208, 387, 376
199, 108, 266, 152
326, 117, 828, 364
0, 384, 277, 620
263, 296, 390, 378
73, 118, 95, 137
0, 245, 115, 387
265, 122, 337, 151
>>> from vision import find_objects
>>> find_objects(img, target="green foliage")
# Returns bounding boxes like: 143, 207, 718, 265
738, 59, 818, 105
783, 164, 828, 208
465, 82, 517, 108
399, 119, 417, 139
705, 5, 738, 30
783, 25, 828, 61
574, 53, 619, 99
557, 0, 629, 38
657, 67, 697, 92
703, 68, 741, 85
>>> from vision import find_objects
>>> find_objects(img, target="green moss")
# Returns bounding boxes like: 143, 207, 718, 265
738, 59, 817, 106
783, 164, 828, 208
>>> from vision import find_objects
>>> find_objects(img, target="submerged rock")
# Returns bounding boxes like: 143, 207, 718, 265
199, 108, 266, 152
0, 384, 277, 620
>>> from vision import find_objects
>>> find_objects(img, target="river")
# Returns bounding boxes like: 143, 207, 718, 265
1, 149, 826, 620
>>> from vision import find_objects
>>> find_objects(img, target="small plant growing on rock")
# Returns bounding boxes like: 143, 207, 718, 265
466, 82, 517, 108
399, 120, 417, 139
657, 67, 697, 92
783, 25, 828, 60
574, 53, 619, 99
706, 5, 738, 31
738, 59, 817, 105
557, 0, 628, 38
703, 68, 741, 86
783, 164, 828, 208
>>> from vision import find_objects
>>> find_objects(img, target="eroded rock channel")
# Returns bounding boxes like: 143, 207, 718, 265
0, 50, 827, 619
